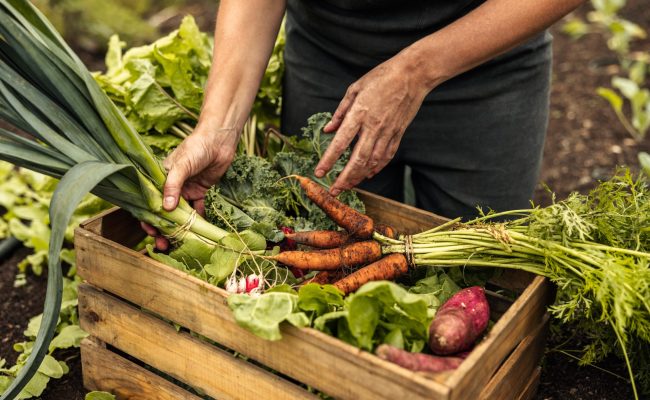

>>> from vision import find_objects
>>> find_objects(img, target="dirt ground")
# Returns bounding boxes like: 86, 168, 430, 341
1, 1, 649, 399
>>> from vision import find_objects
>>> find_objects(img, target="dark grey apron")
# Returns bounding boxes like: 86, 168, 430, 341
281, 0, 552, 220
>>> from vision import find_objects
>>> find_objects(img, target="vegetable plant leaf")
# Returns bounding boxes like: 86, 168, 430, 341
0, 161, 128, 400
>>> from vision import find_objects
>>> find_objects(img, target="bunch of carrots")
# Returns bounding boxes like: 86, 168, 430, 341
268, 175, 410, 293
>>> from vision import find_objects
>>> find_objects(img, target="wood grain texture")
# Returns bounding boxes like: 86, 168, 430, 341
479, 316, 549, 400
81, 337, 201, 400
79, 285, 316, 400
518, 367, 542, 400
357, 189, 449, 233
76, 230, 449, 400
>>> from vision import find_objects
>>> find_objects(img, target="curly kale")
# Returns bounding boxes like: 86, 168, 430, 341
205, 112, 366, 240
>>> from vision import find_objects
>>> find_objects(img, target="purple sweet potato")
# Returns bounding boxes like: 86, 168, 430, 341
376, 344, 464, 373
429, 286, 490, 355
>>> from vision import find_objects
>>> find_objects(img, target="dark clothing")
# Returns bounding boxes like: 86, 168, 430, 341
281, 0, 552, 220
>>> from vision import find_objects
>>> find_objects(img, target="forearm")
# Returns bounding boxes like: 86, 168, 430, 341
402, 0, 586, 90
199, 0, 286, 136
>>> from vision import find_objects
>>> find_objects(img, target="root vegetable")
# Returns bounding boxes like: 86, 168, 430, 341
269, 240, 382, 270
429, 286, 490, 355
291, 175, 374, 238
375, 223, 397, 239
376, 344, 464, 373
284, 230, 350, 249
333, 253, 409, 294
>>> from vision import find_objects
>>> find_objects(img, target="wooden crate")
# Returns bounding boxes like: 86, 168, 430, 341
75, 191, 552, 400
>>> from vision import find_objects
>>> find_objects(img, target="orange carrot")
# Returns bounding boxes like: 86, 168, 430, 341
308, 271, 331, 285
333, 253, 408, 294
269, 241, 382, 270
292, 175, 374, 238
284, 230, 351, 249
306, 269, 347, 285
375, 223, 397, 239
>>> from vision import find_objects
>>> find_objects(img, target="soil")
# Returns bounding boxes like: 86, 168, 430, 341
1, 1, 650, 399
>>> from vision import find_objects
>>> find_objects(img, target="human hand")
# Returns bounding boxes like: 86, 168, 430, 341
314, 54, 432, 196
142, 123, 240, 250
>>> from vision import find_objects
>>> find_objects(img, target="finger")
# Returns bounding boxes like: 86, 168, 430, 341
330, 127, 376, 196
365, 134, 392, 178
163, 160, 192, 211
368, 135, 400, 178
193, 198, 206, 217
315, 113, 361, 178
155, 236, 169, 252
140, 222, 158, 236
324, 88, 357, 133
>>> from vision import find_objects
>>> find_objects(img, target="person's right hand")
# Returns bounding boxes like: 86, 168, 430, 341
141, 124, 240, 250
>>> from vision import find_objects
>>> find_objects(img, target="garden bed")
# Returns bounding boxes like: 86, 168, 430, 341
75, 191, 552, 400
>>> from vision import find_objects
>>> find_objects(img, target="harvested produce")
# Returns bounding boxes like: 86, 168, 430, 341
376, 344, 464, 373
333, 253, 409, 295
269, 240, 382, 270
428, 286, 490, 355
284, 229, 350, 249
290, 175, 374, 238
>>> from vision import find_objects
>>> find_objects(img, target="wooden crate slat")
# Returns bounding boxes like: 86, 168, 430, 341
446, 276, 551, 400
479, 315, 549, 400
81, 337, 201, 400
517, 367, 542, 400
76, 229, 449, 400
357, 189, 448, 233
79, 284, 317, 400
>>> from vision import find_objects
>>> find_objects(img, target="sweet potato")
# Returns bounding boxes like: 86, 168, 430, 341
428, 286, 490, 355
376, 344, 464, 373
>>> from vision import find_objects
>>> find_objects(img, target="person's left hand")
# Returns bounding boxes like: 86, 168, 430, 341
314, 53, 431, 195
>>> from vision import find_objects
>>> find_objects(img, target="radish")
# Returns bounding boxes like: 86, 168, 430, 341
429, 286, 490, 355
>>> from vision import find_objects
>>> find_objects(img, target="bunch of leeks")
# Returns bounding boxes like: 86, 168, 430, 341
0, 1, 228, 397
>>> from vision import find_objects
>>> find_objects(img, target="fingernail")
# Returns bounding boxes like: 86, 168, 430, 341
314, 169, 325, 178
331, 189, 341, 196
164, 196, 175, 209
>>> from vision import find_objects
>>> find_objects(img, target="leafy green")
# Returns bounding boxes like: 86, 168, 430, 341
95, 16, 210, 139
85, 392, 116, 400
228, 270, 458, 352
227, 292, 305, 341
205, 112, 366, 237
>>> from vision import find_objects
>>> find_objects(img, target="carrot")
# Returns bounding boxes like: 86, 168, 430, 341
429, 286, 490, 355
269, 240, 382, 270
376, 344, 464, 373
333, 253, 408, 294
308, 271, 331, 285
375, 223, 397, 239
306, 269, 347, 285
291, 175, 374, 238
284, 230, 351, 249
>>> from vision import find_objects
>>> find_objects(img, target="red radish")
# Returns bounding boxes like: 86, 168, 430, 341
245, 274, 260, 292
429, 286, 490, 355
376, 344, 464, 373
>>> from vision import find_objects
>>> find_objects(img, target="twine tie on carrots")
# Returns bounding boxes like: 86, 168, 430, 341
404, 234, 415, 269
166, 209, 197, 244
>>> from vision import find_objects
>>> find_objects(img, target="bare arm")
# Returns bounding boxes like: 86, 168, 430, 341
316, 0, 586, 196
162, 0, 286, 211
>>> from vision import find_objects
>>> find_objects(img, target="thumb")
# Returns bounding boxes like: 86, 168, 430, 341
163, 161, 191, 211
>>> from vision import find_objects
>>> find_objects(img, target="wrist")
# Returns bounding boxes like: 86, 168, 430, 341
399, 37, 452, 93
